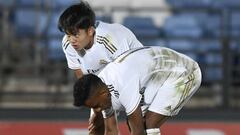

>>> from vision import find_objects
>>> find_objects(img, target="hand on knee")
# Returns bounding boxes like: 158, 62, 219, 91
146, 128, 161, 135
88, 111, 105, 135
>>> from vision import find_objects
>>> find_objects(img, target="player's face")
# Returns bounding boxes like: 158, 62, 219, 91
85, 89, 112, 112
67, 27, 95, 51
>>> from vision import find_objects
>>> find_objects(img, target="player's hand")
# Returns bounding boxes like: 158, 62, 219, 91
88, 111, 105, 135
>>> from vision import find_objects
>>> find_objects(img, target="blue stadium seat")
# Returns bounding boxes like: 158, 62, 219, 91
167, 39, 198, 60
231, 41, 240, 52
204, 67, 223, 82
166, 0, 212, 8
48, 39, 65, 61
15, 9, 48, 37
231, 12, 240, 37
0, 1, 15, 22
16, 0, 45, 7
15, 9, 37, 36
123, 16, 159, 39
168, 39, 196, 51
49, 0, 79, 9
198, 40, 222, 82
198, 40, 222, 64
205, 54, 222, 65
198, 40, 222, 52
47, 12, 64, 37
38, 12, 48, 35
163, 14, 203, 38
177, 13, 221, 37
213, 0, 240, 8
231, 41, 240, 66
0, 0, 14, 7
204, 14, 221, 37
96, 15, 112, 23
142, 39, 166, 47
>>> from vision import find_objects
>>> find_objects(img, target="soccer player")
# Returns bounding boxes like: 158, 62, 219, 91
58, 1, 143, 134
73, 46, 202, 135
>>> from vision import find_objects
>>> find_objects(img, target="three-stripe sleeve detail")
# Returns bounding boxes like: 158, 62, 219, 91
96, 36, 117, 54
63, 40, 70, 50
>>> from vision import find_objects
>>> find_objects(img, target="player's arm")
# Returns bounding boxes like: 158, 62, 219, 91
102, 107, 118, 135
127, 105, 145, 135
62, 36, 84, 79
104, 113, 118, 135
88, 110, 105, 134
74, 69, 84, 79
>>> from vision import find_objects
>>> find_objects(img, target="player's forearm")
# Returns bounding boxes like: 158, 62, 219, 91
104, 129, 118, 135
131, 129, 145, 135
130, 124, 145, 135
128, 106, 146, 135
104, 115, 118, 135
104, 124, 118, 135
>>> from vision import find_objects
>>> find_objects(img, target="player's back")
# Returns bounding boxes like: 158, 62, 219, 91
111, 46, 198, 85
99, 46, 200, 115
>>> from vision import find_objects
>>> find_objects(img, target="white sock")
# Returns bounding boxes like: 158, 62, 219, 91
146, 128, 161, 135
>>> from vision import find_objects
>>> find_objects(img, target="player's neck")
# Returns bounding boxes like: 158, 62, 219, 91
77, 49, 86, 56
84, 31, 95, 50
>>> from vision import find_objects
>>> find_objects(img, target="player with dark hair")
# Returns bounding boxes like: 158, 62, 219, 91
58, 1, 143, 134
73, 46, 202, 135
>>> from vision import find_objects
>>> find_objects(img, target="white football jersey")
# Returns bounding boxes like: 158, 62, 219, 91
99, 46, 200, 116
62, 21, 143, 75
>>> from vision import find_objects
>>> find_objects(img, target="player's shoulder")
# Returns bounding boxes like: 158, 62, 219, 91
96, 21, 130, 36
95, 21, 133, 47
61, 35, 77, 56
62, 35, 70, 50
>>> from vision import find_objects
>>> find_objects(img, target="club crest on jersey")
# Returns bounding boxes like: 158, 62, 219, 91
99, 59, 109, 65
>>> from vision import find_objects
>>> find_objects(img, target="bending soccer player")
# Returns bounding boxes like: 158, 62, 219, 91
58, 1, 143, 134
73, 46, 202, 135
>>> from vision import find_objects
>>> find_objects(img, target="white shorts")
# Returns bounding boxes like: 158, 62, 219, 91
143, 64, 202, 116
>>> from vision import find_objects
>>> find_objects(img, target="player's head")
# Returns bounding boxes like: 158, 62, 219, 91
73, 74, 112, 112
58, 1, 96, 51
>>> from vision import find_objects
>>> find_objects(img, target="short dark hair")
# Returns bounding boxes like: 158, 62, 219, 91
58, 1, 96, 35
73, 74, 103, 107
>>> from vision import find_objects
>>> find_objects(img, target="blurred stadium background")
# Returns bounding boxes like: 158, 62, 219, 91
0, 0, 240, 134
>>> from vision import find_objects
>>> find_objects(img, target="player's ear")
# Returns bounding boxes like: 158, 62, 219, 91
88, 26, 95, 36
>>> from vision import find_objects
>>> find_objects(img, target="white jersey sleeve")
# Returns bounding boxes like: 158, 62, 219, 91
96, 22, 143, 60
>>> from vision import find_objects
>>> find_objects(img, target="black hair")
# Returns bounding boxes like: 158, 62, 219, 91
58, 1, 96, 35
73, 74, 103, 107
